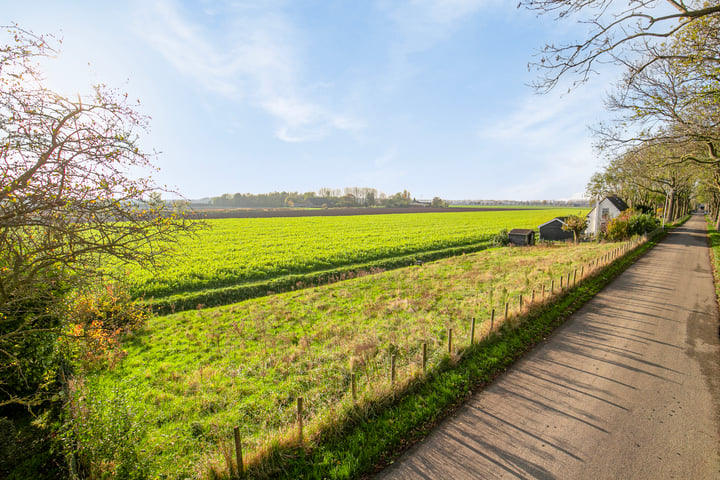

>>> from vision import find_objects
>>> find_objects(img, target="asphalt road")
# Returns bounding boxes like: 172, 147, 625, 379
375, 214, 720, 480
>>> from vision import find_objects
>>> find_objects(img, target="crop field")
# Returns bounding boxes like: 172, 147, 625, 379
78, 237, 627, 479
119, 208, 586, 300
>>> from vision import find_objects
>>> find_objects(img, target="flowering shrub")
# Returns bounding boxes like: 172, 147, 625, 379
65, 284, 149, 370
606, 210, 661, 241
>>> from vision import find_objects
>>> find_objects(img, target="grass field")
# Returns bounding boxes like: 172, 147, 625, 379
118, 208, 586, 301
77, 237, 625, 479
705, 216, 720, 302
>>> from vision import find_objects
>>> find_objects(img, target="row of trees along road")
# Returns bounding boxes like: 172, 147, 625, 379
520, 1, 720, 226
0, 25, 196, 439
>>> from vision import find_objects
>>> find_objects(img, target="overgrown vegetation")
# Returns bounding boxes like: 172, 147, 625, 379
0, 26, 194, 477
73, 238, 645, 479
705, 216, 720, 304
605, 210, 662, 241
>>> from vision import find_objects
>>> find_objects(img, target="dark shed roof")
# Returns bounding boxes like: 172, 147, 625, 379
606, 195, 629, 212
538, 217, 568, 228
508, 229, 535, 246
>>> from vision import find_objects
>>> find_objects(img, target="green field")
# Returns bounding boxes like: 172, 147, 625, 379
120, 209, 586, 301
77, 236, 624, 479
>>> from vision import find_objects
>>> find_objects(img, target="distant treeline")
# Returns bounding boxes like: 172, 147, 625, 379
199, 188, 444, 208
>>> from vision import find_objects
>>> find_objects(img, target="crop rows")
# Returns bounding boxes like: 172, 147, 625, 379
119, 209, 584, 299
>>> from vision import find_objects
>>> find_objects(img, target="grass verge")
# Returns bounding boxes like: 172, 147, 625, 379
705, 216, 720, 303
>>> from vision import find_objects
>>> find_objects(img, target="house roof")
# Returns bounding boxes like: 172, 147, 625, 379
509, 228, 535, 235
538, 217, 568, 228
587, 195, 629, 217
606, 195, 629, 212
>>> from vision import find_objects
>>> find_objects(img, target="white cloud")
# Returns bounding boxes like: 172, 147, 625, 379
133, 0, 363, 142
379, 0, 494, 54
274, 126, 325, 143
474, 83, 611, 199
478, 83, 610, 153
407, 0, 495, 26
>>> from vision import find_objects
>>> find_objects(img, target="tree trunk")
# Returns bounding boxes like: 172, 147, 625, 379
665, 189, 675, 223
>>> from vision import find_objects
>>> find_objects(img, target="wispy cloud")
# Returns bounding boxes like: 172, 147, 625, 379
133, 0, 362, 142
475, 85, 609, 199
372, 0, 496, 93
379, 0, 493, 53
399, 0, 495, 26
478, 87, 603, 150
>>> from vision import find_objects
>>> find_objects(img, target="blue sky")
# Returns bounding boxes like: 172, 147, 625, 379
4, 0, 615, 201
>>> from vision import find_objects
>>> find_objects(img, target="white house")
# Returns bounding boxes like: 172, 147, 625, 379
586, 195, 629, 235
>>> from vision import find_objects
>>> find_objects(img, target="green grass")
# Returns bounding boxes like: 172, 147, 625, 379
278, 233, 662, 480
448, 204, 582, 209
705, 216, 720, 302
77, 237, 637, 479
117, 209, 586, 302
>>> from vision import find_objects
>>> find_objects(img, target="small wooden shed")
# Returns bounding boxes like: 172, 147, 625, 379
539, 217, 574, 241
508, 228, 535, 246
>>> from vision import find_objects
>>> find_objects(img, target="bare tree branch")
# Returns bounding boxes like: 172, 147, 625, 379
520, 0, 720, 92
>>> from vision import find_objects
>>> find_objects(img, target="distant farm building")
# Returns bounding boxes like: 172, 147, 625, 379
508, 228, 535, 246
539, 217, 574, 241
586, 195, 629, 235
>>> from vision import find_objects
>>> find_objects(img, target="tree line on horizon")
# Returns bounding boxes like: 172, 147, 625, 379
203, 187, 444, 208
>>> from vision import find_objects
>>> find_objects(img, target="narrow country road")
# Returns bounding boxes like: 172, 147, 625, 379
375, 214, 720, 480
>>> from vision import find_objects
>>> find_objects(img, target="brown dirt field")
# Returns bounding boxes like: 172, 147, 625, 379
194, 206, 531, 219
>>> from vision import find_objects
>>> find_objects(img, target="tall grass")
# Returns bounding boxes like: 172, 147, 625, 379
72, 238, 639, 479
705, 216, 720, 302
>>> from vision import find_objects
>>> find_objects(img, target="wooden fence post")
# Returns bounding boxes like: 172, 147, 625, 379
531, 289, 535, 304
490, 309, 495, 330
234, 426, 243, 478
504, 302, 509, 322
573, 269, 577, 286
391, 354, 396, 385
551, 280, 554, 293
297, 398, 304, 445
470, 318, 476, 345
448, 328, 453, 355
422, 342, 427, 372
519, 294, 523, 310
351, 372, 357, 402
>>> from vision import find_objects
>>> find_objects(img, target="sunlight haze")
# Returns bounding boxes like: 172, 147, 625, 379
4, 0, 613, 201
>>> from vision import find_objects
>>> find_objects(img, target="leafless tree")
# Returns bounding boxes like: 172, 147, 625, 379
520, 0, 720, 92
0, 26, 197, 408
